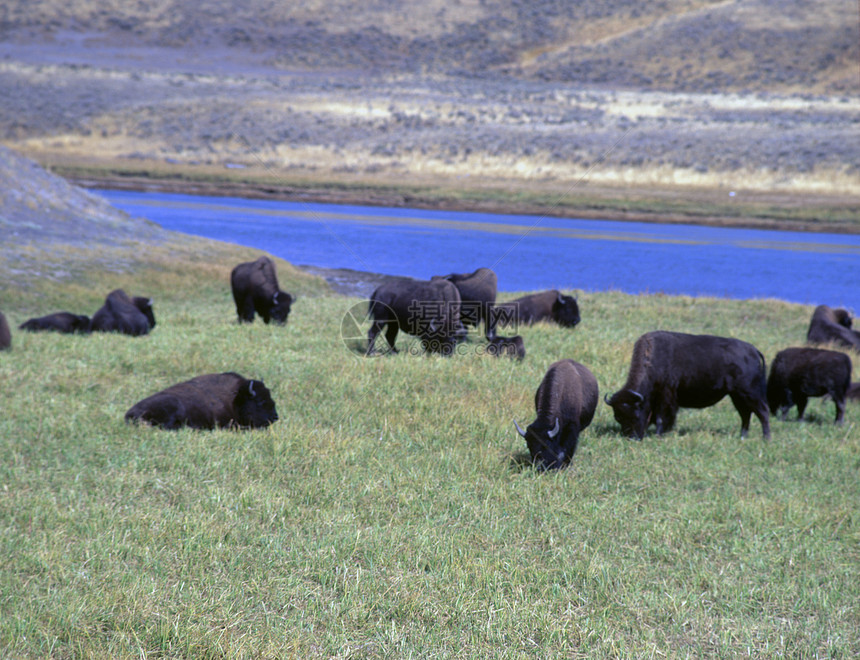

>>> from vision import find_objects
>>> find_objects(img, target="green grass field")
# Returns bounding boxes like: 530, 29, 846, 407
1, 246, 858, 658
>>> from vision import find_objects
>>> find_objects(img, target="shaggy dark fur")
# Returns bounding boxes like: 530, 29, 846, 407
514, 359, 599, 469
125, 372, 278, 430
230, 256, 293, 324
606, 331, 770, 439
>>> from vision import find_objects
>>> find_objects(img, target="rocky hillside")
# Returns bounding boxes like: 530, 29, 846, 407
1, 0, 855, 94
0, 144, 163, 246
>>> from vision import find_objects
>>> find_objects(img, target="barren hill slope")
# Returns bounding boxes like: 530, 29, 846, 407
0, 0, 857, 225
2, 0, 855, 93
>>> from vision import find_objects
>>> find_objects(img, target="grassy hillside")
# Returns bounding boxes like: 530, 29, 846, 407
2, 270, 859, 657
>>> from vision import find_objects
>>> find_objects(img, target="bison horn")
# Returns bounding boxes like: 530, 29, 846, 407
248, 381, 256, 397
630, 390, 645, 402
513, 419, 527, 438
604, 393, 612, 405
547, 417, 560, 438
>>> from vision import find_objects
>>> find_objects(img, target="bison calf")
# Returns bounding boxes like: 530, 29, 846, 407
20, 312, 91, 334
767, 347, 851, 424
125, 372, 278, 430
231, 256, 293, 324
514, 359, 598, 469
606, 331, 771, 440
485, 335, 525, 360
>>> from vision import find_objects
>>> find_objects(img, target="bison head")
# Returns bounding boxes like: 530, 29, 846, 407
605, 389, 648, 440
132, 297, 157, 329
514, 417, 568, 470
833, 308, 853, 329
552, 293, 580, 328
269, 291, 293, 324
234, 379, 279, 428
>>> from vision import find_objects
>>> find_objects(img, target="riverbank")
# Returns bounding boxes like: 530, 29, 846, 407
59, 159, 860, 235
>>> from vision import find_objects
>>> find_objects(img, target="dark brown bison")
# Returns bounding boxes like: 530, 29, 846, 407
485, 335, 525, 360
514, 359, 599, 469
806, 305, 860, 351
367, 278, 466, 355
432, 267, 497, 339
0, 311, 10, 350
91, 290, 155, 336
492, 290, 580, 329
125, 372, 278, 430
605, 331, 771, 440
767, 347, 851, 424
19, 312, 91, 334
230, 256, 293, 324
847, 382, 860, 402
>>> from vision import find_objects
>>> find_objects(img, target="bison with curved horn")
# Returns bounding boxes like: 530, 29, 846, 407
605, 331, 771, 440
91, 289, 155, 336
366, 277, 466, 355
230, 256, 293, 325
514, 359, 598, 469
125, 372, 278, 430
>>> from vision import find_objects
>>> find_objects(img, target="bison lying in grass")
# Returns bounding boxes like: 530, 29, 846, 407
125, 372, 279, 430
806, 305, 860, 351
19, 312, 91, 334
91, 289, 155, 336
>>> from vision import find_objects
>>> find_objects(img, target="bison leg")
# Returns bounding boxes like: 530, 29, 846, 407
367, 321, 398, 355
383, 322, 399, 352
654, 404, 677, 436
795, 394, 809, 421
366, 321, 383, 355
236, 296, 255, 323
732, 394, 771, 439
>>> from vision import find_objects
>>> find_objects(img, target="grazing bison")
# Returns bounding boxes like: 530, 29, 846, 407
432, 267, 497, 338
125, 372, 278, 430
493, 290, 580, 329
366, 278, 465, 355
0, 311, 10, 350
767, 347, 851, 424
806, 305, 860, 351
485, 335, 525, 361
605, 331, 771, 440
19, 312, 91, 334
91, 289, 155, 336
231, 256, 293, 324
514, 359, 599, 469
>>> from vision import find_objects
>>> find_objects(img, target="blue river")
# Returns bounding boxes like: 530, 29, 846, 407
97, 189, 860, 309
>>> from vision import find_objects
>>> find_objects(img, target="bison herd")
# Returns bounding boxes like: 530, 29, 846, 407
2, 258, 858, 468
